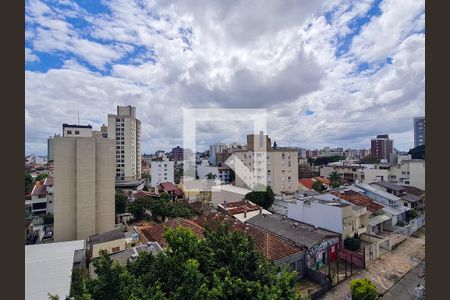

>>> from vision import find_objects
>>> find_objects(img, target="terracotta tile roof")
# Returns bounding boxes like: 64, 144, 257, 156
194, 213, 304, 261
331, 190, 383, 213
141, 218, 204, 247
299, 178, 314, 189
218, 200, 261, 215
314, 176, 331, 185
31, 184, 47, 196
159, 182, 179, 192
44, 177, 54, 186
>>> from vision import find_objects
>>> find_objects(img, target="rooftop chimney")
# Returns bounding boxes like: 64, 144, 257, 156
259, 207, 263, 214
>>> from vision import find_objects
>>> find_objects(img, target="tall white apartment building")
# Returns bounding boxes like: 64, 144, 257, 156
150, 158, 175, 188
51, 124, 116, 242
107, 106, 141, 182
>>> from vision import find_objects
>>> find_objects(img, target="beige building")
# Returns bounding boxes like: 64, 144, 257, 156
88, 229, 140, 259
52, 125, 116, 242
233, 133, 299, 194
107, 105, 142, 182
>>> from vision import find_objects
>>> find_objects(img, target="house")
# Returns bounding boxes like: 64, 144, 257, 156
370, 181, 424, 211
157, 182, 184, 200
178, 179, 217, 204
211, 184, 252, 208
286, 193, 369, 239
217, 200, 272, 222
313, 176, 331, 187
25, 240, 85, 300
30, 177, 54, 216
298, 178, 315, 191
246, 213, 340, 271
141, 218, 205, 247
355, 183, 410, 226
88, 229, 140, 259
193, 214, 306, 279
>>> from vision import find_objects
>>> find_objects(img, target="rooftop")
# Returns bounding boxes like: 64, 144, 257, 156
26, 240, 85, 300
158, 182, 180, 192
331, 190, 384, 213
401, 185, 425, 196
88, 229, 126, 247
62, 123, 92, 129
371, 181, 405, 192
299, 178, 314, 189
141, 218, 204, 247
246, 213, 340, 249
211, 184, 252, 195
400, 193, 422, 203
31, 184, 46, 196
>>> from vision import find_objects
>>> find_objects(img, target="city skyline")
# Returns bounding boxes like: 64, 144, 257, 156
25, 0, 425, 155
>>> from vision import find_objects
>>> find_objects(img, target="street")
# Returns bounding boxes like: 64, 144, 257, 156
382, 260, 425, 300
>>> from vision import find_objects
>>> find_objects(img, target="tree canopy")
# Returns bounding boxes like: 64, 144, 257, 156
328, 171, 342, 188
408, 144, 425, 159
115, 190, 128, 214
35, 173, 49, 182
312, 180, 326, 192
66, 225, 300, 300
350, 278, 377, 300
244, 185, 275, 209
128, 196, 193, 222
25, 173, 33, 194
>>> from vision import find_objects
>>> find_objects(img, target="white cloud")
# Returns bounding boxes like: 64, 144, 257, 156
25, 48, 39, 62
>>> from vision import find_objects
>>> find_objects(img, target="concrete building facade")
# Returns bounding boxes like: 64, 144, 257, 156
371, 134, 394, 162
107, 106, 141, 182
53, 130, 116, 242
150, 158, 175, 188
414, 116, 425, 147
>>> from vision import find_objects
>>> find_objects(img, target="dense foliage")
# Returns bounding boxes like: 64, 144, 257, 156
408, 144, 425, 159
25, 173, 33, 194
312, 181, 326, 192
128, 194, 193, 222
43, 213, 54, 225
244, 185, 275, 209
115, 190, 128, 214
344, 233, 361, 251
309, 156, 345, 166
359, 155, 380, 164
350, 278, 377, 300
65, 225, 300, 300
328, 171, 342, 188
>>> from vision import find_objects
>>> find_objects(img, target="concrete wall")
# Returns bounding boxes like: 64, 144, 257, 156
54, 137, 115, 242
150, 160, 175, 187
287, 200, 343, 233
92, 238, 127, 258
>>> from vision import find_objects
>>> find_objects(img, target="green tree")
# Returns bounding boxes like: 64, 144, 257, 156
115, 190, 128, 214
127, 198, 149, 220
85, 225, 301, 300
168, 202, 194, 218
244, 185, 275, 209
350, 278, 377, 300
25, 173, 33, 193
70, 267, 92, 300
359, 155, 380, 164
312, 180, 326, 192
36, 173, 48, 182
328, 171, 342, 188
43, 213, 54, 224
408, 144, 425, 159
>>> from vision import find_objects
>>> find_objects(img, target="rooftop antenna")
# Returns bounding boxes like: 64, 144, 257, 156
77, 110, 80, 125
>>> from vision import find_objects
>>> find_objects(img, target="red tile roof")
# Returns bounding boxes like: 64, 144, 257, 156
299, 178, 314, 189
158, 182, 179, 192
218, 200, 261, 215
31, 184, 46, 196
141, 218, 204, 247
44, 177, 54, 186
193, 214, 304, 261
331, 190, 383, 213
133, 190, 158, 199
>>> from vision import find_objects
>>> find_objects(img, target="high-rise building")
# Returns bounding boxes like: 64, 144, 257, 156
150, 158, 175, 187
107, 106, 141, 182
414, 116, 425, 147
234, 133, 298, 194
52, 124, 115, 242
371, 134, 394, 162
171, 146, 193, 161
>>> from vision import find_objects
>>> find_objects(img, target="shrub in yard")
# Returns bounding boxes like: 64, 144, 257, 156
344, 233, 361, 251
350, 278, 377, 300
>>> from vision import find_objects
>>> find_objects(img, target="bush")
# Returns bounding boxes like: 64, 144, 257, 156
350, 278, 377, 300
344, 233, 361, 251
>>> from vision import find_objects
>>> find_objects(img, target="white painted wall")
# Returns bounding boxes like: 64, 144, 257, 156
287, 200, 343, 233
150, 160, 175, 187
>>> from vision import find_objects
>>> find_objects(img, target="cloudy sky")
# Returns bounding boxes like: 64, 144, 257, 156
25, 0, 425, 155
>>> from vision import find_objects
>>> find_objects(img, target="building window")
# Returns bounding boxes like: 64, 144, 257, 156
99, 249, 108, 256
75, 130, 80, 135
67, 130, 72, 134
112, 247, 120, 253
